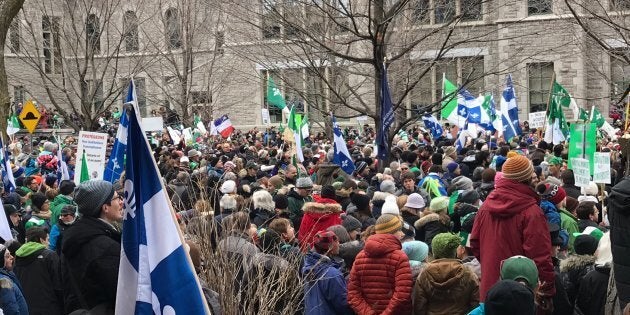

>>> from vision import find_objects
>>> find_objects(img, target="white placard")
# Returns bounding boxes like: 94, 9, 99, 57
75, 131, 108, 184
182, 128, 193, 144
261, 108, 271, 125
571, 157, 591, 187
593, 152, 611, 184
167, 126, 181, 144
528, 111, 546, 129
142, 117, 164, 131
356, 115, 368, 122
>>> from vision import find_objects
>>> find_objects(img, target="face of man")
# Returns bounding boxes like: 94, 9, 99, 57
286, 167, 298, 179
283, 225, 295, 242
548, 163, 560, 176
60, 212, 76, 224
297, 187, 312, 197
10, 213, 20, 226
247, 168, 257, 177
4, 250, 14, 271
222, 144, 231, 153
102, 192, 124, 223
589, 206, 599, 221
328, 239, 340, 256
403, 178, 415, 191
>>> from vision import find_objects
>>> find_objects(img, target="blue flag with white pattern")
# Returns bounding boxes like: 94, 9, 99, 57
422, 114, 443, 139
103, 80, 133, 183
115, 103, 208, 314
377, 64, 395, 160
457, 88, 483, 124
0, 137, 15, 192
500, 74, 522, 142
332, 113, 356, 175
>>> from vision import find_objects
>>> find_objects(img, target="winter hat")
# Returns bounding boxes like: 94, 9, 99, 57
74, 179, 115, 217
60, 204, 77, 216
451, 176, 473, 191
404, 193, 425, 209
565, 196, 579, 213
220, 180, 237, 194
485, 280, 536, 315
446, 162, 459, 173
296, 177, 313, 189
581, 181, 598, 196
500, 255, 539, 290
180, 156, 189, 163
458, 190, 480, 205
402, 241, 429, 263
573, 234, 599, 255
429, 196, 450, 212
572, 226, 604, 241
273, 194, 289, 210
548, 156, 563, 166
375, 214, 403, 234
3, 204, 19, 216
355, 161, 368, 174
380, 180, 396, 194
431, 233, 461, 259
45, 174, 57, 187
502, 155, 534, 183
535, 183, 566, 205
321, 185, 336, 200
312, 230, 338, 253
351, 193, 370, 211
341, 214, 362, 233
381, 195, 400, 215
495, 156, 507, 169
481, 168, 496, 183
506, 151, 519, 159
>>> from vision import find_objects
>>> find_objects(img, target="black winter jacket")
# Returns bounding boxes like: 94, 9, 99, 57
61, 217, 121, 314
607, 177, 630, 310
13, 245, 63, 315
559, 254, 596, 306
574, 265, 610, 315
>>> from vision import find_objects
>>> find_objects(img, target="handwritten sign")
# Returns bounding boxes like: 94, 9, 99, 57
571, 157, 591, 187
593, 152, 611, 184
528, 111, 546, 129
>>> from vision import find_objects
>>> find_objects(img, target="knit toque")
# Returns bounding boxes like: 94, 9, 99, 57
375, 214, 402, 234
431, 233, 461, 259
502, 155, 534, 183
74, 179, 115, 217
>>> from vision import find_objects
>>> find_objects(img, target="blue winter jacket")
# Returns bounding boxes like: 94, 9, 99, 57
0, 269, 29, 315
301, 251, 352, 315
540, 200, 569, 248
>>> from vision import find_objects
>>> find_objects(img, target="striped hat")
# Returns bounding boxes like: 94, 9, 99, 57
502, 155, 534, 183
375, 214, 403, 234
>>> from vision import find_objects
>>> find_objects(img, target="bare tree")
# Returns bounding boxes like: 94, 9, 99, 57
0, 0, 25, 137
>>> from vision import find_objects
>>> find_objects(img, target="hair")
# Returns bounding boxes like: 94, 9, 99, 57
219, 195, 237, 212
194, 199, 213, 214
428, 165, 443, 174
24, 176, 36, 187
268, 218, 292, 235
576, 201, 598, 220
561, 169, 575, 186
361, 225, 376, 241
401, 171, 416, 181
26, 226, 49, 243
326, 225, 351, 243
222, 212, 250, 233
252, 190, 275, 212
397, 195, 408, 210
475, 150, 490, 166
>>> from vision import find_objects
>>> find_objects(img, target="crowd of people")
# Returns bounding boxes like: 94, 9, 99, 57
1, 119, 630, 315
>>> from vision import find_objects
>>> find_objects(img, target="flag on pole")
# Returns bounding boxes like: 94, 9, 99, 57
0, 137, 15, 192
376, 64, 395, 161
300, 114, 309, 140
500, 74, 522, 142
457, 88, 483, 124
441, 75, 462, 127
422, 114, 444, 139
288, 105, 304, 162
194, 114, 207, 135
267, 76, 291, 115
591, 106, 617, 137
56, 144, 70, 181
6, 114, 20, 135
116, 102, 208, 315
104, 80, 133, 183
79, 150, 90, 183
212, 115, 235, 138
332, 113, 356, 175
544, 80, 571, 144
479, 93, 500, 133
0, 203, 13, 242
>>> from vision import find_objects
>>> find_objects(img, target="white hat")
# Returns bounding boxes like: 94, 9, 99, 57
404, 193, 425, 209
581, 181, 598, 196
180, 156, 189, 163
220, 180, 236, 194
381, 195, 400, 216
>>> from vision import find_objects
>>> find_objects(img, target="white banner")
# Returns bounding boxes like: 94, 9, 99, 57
75, 131, 108, 184
528, 111, 546, 129
571, 157, 591, 187
261, 108, 271, 125
356, 115, 368, 122
142, 117, 164, 132
593, 152, 611, 184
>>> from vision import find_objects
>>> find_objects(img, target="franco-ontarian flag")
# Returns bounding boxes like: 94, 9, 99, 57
116, 103, 208, 314
332, 113, 356, 175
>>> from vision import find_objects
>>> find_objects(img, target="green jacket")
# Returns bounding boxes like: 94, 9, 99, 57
560, 208, 579, 253
15, 242, 46, 258
49, 194, 75, 225
286, 189, 312, 223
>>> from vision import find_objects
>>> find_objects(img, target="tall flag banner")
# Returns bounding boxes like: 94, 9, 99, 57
266, 76, 291, 115
591, 106, 618, 137
457, 88, 483, 124
104, 80, 134, 183
455, 124, 468, 153
568, 122, 597, 175
500, 74, 522, 142
544, 80, 571, 144
116, 103, 208, 314
441, 75, 462, 127
287, 106, 304, 162
79, 150, 90, 183
6, 114, 20, 135
212, 115, 235, 138
332, 113, 356, 175
194, 114, 207, 135
0, 203, 13, 242
0, 137, 16, 192
377, 64, 395, 161
422, 114, 444, 139
300, 114, 310, 140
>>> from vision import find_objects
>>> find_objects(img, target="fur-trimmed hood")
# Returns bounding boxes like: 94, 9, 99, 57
372, 191, 391, 201
415, 213, 439, 229
302, 202, 342, 214
560, 254, 596, 272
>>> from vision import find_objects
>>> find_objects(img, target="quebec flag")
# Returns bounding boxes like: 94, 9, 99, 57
116, 102, 208, 314
500, 74, 522, 142
332, 113, 356, 175
0, 137, 15, 192
103, 80, 132, 183
422, 114, 443, 139
457, 88, 483, 124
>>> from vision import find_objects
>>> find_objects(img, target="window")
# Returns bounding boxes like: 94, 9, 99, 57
611, 0, 630, 10
611, 52, 630, 102
412, 0, 430, 24
435, 59, 457, 103
262, 70, 283, 123
215, 31, 225, 54
410, 72, 433, 111
123, 11, 139, 52
86, 14, 100, 54
9, 18, 19, 53
461, 0, 482, 21
284, 68, 305, 113
262, 0, 281, 39
528, 0, 552, 15
164, 8, 182, 49
461, 57, 485, 93
13, 85, 24, 106
435, 0, 456, 23
82, 79, 103, 112
306, 69, 325, 122
528, 62, 554, 113
120, 78, 147, 115
42, 16, 62, 74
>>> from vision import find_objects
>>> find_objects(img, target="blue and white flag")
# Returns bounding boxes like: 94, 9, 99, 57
56, 144, 70, 181
422, 114, 444, 139
500, 74, 522, 142
457, 88, 483, 124
377, 64, 395, 160
332, 113, 356, 175
0, 137, 15, 192
455, 123, 469, 153
116, 104, 208, 314
479, 94, 501, 133
103, 80, 133, 183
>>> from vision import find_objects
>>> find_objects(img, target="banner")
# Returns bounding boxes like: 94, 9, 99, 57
571, 157, 591, 187
75, 131, 108, 184
568, 122, 596, 175
142, 117, 164, 132
528, 111, 546, 129
593, 152, 611, 184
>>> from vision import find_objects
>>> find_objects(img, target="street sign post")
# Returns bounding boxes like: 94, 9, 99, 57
18, 100, 41, 134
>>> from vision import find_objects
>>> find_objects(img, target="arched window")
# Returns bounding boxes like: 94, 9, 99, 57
86, 14, 100, 54
164, 8, 181, 49
123, 11, 139, 52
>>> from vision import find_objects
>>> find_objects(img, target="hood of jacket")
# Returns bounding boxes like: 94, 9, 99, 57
15, 242, 46, 258
287, 188, 306, 201
482, 177, 540, 219
317, 163, 340, 177
609, 177, 630, 215
415, 213, 440, 229
559, 254, 596, 272
302, 251, 339, 277
363, 233, 402, 258
422, 259, 468, 289
302, 201, 342, 214
61, 217, 121, 258
455, 202, 478, 218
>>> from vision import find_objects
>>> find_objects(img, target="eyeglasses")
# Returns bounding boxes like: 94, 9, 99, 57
61, 213, 75, 217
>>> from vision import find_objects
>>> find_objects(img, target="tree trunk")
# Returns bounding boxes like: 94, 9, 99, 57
0, 0, 26, 139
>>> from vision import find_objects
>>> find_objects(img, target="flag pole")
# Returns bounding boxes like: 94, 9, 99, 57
543, 72, 557, 143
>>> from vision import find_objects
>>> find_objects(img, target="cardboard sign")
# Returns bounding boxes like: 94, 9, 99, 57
19, 100, 41, 133
261, 108, 271, 125
167, 126, 181, 144
593, 152, 611, 184
142, 117, 164, 132
75, 131, 108, 184
571, 157, 591, 187
528, 111, 546, 129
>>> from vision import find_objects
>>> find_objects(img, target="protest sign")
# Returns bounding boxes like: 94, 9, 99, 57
568, 122, 596, 175
142, 117, 164, 131
593, 152, 611, 184
75, 131, 108, 184
571, 157, 591, 187
528, 111, 546, 129
261, 109, 271, 125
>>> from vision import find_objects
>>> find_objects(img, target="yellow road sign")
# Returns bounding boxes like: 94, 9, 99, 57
19, 100, 41, 133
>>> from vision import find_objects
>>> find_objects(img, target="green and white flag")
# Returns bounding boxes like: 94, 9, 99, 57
79, 150, 90, 183
193, 114, 207, 134
300, 114, 309, 140
267, 77, 291, 115
440, 75, 462, 127
590, 106, 618, 138
544, 80, 571, 144
6, 114, 20, 135
287, 106, 304, 162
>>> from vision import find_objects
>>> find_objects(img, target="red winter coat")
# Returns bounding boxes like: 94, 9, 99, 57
348, 233, 413, 315
470, 177, 556, 301
297, 199, 342, 250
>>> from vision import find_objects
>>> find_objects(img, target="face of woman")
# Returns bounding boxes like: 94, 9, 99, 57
4, 250, 14, 271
